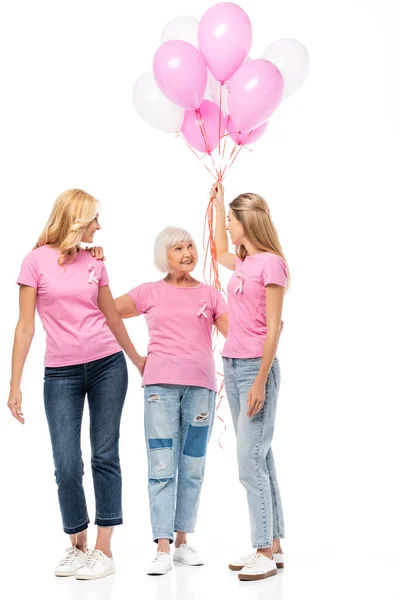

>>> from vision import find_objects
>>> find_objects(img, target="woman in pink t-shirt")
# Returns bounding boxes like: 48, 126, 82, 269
211, 182, 289, 582
8, 189, 145, 580
114, 226, 228, 576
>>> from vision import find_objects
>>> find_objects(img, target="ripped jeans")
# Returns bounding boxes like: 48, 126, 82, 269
144, 384, 216, 543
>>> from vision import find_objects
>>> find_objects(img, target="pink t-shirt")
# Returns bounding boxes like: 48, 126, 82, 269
128, 280, 227, 391
222, 252, 288, 359
17, 246, 121, 367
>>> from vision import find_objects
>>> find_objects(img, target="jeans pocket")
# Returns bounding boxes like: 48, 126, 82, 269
183, 425, 210, 458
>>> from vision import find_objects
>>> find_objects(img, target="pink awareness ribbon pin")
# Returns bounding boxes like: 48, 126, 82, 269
197, 300, 208, 318
234, 273, 243, 294
88, 265, 99, 284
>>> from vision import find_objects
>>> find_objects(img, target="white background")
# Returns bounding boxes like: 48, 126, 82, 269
1, 1, 399, 599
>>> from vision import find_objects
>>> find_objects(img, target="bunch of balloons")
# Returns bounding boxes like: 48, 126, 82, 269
132, 2, 309, 286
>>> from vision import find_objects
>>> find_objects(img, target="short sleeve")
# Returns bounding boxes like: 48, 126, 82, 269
210, 287, 228, 320
261, 255, 288, 288
98, 262, 110, 287
17, 253, 39, 288
127, 283, 150, 315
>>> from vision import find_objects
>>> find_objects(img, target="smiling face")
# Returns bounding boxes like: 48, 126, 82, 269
82, 214, 101, 244
226, 208, 245, 246
167, 240, 197, 275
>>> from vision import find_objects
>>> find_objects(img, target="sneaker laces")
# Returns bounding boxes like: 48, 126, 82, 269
240, 553, 256, 564
179, 544, 196, 553
59, 547, 79, 566
84, 549, 102, 570
245, 554, 264, 568
154, 552, 169, 562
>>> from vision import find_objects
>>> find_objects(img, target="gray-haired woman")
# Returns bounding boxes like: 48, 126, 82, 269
115, 227, 228, 575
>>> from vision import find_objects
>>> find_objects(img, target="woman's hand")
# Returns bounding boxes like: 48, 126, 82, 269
136, 355, 147, 376
210, 182, 225, 208
247, 377, 266, 418
8, 387, 24, 424
86, 246, 105, 261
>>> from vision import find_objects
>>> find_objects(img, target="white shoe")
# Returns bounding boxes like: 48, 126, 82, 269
229, 552, 256, 571
229, 551, 284, 571
55, 546, 87, 577
238, 553, 278, 581
75, 549, 115, 580
173, 544, 204, 566
147, 552, 172, 575
273, 552, 284, 569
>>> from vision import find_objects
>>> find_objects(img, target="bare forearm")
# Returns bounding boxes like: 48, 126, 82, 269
10, 326, 35, 389
215, 205, 229, 257
106, 316, 141, 366
257, 326, 281, 383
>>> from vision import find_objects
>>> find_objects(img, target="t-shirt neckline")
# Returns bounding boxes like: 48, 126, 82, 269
161, 279, 202, 290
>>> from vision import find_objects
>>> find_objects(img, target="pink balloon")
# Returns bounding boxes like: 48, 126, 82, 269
182, 99, 227, 154
228, 120, 268, 145
153, 40, 207, 110
228, 59, 284, 132
199, 2, 252, 83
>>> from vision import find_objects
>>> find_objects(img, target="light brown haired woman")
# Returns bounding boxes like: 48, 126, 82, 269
211, 182, 289, 582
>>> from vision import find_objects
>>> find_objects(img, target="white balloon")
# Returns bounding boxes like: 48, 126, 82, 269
161, 15, 200, 48
132, 72, 185, 134
262, 38, 310, 98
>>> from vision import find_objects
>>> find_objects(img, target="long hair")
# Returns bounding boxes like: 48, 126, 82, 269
229, 193, 290, 288
34, 189, 99, 265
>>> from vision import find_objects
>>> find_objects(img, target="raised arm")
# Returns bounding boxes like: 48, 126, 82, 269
97, 286, 145, 374
210, 182, 236, 271
8, 285, 37, 424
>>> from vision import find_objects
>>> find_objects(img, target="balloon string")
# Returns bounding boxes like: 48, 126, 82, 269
218, 82, 223, 156
216, 371, 226, 449
196, 108, 219, 179
221, 115, 230, 169
212, 328, 227, 449
176, 132, 217, 180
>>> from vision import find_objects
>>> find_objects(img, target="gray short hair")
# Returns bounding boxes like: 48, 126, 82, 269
154, 227, 198, 273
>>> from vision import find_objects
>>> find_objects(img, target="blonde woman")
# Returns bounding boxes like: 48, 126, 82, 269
211, 182, 288, 582
7, 189, 145, 580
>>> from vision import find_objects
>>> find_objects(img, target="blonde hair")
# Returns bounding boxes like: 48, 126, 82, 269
229, 193, 290, 288
154, 227, 198, 273
34, 189, 99, 265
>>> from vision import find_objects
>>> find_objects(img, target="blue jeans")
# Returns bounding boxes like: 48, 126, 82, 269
144, 384, 216, 542
223, 357, 285, 548
44, 351, 128, 534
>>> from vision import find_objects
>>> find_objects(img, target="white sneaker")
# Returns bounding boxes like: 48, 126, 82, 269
238, 553, 278, 581
75, 549, 115, 580
229, 551, 284, 571
147, 552, 172, 575
55, 546, 87, 577
229, 552, 256, 571
173, 544, 204, 566
273, 552, 284, 569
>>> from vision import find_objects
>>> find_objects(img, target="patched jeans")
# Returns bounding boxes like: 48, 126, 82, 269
44, 351, 128, 534
144, 384, 215, 542
223, 357, 285, 548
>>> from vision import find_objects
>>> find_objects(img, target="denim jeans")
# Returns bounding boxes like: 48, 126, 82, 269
223, 357, 285, 548
144, 384, 215, 542
44, 351, 128, 534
